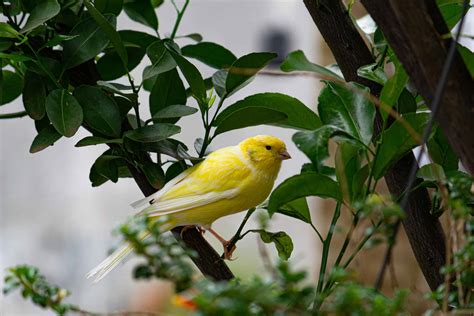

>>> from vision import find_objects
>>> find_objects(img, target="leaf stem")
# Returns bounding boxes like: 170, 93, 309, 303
334, 214, 359, 267
313, 202, 341, 311
199, 97, 225, 157
222, 208, 256, 258
310, 222, 324, 243
170, 0, 190, 40
0, 110, 28, 119
126, 73, 141, 128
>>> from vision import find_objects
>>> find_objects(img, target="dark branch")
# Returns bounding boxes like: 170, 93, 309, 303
303, 0, 446, 290
361, 0, 474, 175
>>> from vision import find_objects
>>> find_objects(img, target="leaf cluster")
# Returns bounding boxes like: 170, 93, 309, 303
3, 265, 77, 315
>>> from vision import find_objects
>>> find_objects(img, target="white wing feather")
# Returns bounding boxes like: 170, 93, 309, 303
142, 189, 239, 217
130, 167, 193, 210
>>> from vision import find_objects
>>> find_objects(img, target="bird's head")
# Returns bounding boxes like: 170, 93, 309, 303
239, 135, 291, 170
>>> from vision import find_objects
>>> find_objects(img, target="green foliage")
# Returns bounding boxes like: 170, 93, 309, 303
214, 93, 321, 133
281, 50, 342, 80
372, 112, 430, 179
3, 265, 77, 315
63, 14, 116, 69
1, 70, 22, 105
45, 89, 83, 137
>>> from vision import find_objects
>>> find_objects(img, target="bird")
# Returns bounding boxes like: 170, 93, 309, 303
87, 135, 291, 282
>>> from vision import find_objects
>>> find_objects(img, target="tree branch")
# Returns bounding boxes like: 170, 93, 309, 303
361, 0, 474, 175
303, 0, 446, 290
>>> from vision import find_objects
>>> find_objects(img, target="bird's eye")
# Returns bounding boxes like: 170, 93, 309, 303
265, 145, 272, 150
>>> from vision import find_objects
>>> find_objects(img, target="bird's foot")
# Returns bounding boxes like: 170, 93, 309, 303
222, 241, 237, 261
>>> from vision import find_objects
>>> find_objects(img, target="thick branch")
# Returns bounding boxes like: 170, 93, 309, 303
361, 0, 474, 174
303, 0, 446, 290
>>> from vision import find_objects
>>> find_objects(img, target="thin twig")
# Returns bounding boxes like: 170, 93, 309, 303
222, 208, 256, 258
170, 0, 190, 40
0, 110, 28, 119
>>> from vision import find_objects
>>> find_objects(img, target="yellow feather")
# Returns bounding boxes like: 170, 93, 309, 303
87, 135, 290, 281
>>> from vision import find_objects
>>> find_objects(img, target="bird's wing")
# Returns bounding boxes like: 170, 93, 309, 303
142, 188, 239, 217
139, 146, 252, 217
130, 166, 195, 210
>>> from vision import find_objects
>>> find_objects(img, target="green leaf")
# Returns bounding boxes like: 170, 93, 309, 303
99, 30, 159, 80
372, 112, 430, 179
63, 14, 116, 69
269, 172, 342, 214
293, 125, 346, 172
269, 198, 312, 224
74, 85, 122, 137
75, 136, 122, 147
29, 125, 62, 153
120, 30, 158, 48
144, 139, 195, 160
397, 89, 417, 115
280, 50, 342, 80
22, 71, 46, 120
42, 34, 78, 48
97, 46, 143, 80
45, 89, 83, 137
335, 142, 362, 203
149, 69, 186, 121
215, 93, 321, 132
437, 0, 471, 30
225, 52, 277, 96
417, 163, 446, 182
141, 161, 165, 189
352, 164, 369, 201
357, 63, 387, 85
0, 52, 33, 62
214, 107, 287, 136
124, 0, 158, 30
0, 70, 23, 105
167, 48, 207, 103
114, 96, 133, 119
212, 69, 227, 98
181, 42, 237, 69
175, 33, 203, 42
124, 124, 181, 143
458, 44, 474, 78
0, 22, 20, 38
95, 0, 123, 15
143, 41, 176, 80
21, 0, 60, 33
258, 230, 294, 260
427, 126, 459, 172
318, 82, 375, 145
91, 153, 121, 183
151, 0, 164, 7
152, 104, 197, 119
84, 0, 128, 67
380, 59, 408, 121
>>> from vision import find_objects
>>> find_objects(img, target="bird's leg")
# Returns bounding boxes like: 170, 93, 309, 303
207, 228, 236, 260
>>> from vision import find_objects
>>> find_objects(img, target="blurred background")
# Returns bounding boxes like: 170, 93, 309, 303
1, 0, 473, 315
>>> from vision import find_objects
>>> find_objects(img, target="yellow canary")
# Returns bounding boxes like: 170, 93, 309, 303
87, 135, 290, 282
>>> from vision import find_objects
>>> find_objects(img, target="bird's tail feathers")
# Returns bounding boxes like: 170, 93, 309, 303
87, 221, 173, 283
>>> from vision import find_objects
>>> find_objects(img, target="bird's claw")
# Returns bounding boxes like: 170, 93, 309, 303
222, 241, 237, 261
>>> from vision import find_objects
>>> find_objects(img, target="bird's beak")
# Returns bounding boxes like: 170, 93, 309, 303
278, 149, 291, 160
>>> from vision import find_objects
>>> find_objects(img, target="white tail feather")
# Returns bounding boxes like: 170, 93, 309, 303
87, 232, 151, 283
